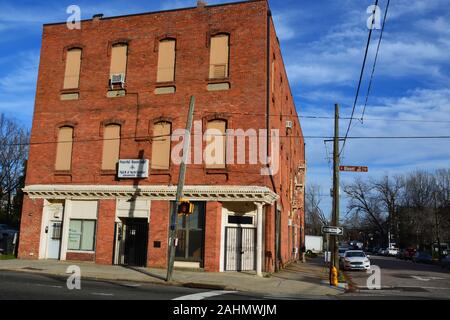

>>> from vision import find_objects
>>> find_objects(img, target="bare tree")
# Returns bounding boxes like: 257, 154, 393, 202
305, 184, 328, 235
343, 178, 387, 239
373, 175, 404, 247
0, 114, 29, 225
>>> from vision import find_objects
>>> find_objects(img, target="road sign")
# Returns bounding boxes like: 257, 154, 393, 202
322, 226, 344, 236
339, 165, 368, 172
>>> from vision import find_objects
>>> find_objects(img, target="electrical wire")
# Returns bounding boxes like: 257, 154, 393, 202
340, 0, 379, 157
360, 0, 391, 122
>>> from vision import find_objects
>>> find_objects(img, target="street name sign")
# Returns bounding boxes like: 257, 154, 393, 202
118, 159, 149, 178
322, 226, 344, 236
339, 166, 368, 172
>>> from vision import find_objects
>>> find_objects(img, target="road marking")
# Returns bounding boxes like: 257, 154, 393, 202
91, 292, 114, 296
173, 290, 236, 300
36, 284, 63, 289
411, 276, 445, 281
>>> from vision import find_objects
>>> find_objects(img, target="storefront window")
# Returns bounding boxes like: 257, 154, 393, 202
174, 202, 205, 263
68, 219, 96, 251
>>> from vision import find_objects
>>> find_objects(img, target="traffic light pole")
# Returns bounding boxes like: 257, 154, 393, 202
166, 96, 195, 282
331, 103, 340, 281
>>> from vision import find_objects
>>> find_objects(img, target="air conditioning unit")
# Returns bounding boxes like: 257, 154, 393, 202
285, 120, 293, 129
110, 73, 125, 88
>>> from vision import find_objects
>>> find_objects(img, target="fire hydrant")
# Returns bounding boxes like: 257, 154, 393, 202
331, 266, 338, 287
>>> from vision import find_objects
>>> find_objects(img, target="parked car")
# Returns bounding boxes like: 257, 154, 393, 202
387, 247, 399, 256
338, 247, 349, 259
340, 250, 371, 271
441, 254, 450, 269
403, 248, 416, 260
412, 251, 433, 264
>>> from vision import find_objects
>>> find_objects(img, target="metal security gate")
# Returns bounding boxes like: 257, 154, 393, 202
224, 227, 256, 271
117, 218, 148, 267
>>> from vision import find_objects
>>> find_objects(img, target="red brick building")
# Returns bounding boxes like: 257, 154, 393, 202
18, 0, 305, 275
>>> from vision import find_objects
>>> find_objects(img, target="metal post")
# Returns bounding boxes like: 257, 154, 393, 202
166, 96, 195, 282
332, 104, 340, 275
256, 202, 264, 277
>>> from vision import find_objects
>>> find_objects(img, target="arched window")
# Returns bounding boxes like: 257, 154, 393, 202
101, 124, 121, 170
205, 120, 226, 168
157, 39, 176, 82
151, 121, 172, 170
55, 126, 74, 171
209, 34, 229, 79
63, 48, 82, 89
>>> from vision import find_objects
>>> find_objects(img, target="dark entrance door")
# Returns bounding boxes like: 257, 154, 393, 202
118, 218, 148, 267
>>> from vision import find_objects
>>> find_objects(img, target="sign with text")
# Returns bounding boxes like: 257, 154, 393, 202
322, 226, 344, 236
339, 165, 368, 172
118, 159, 149, 178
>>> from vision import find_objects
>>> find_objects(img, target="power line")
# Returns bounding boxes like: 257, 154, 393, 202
340, 0, 380, 157
361, 0, 391, 122
202, 111, 450, 123
3, 133, 450, 147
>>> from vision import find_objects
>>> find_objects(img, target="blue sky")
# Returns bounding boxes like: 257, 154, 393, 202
0, 0, 449, 218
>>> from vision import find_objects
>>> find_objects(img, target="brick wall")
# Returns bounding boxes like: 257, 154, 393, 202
204, 201, 222, 271
147, 200, 169, 268
95, 199, 116, 264
18, 196, 44, 259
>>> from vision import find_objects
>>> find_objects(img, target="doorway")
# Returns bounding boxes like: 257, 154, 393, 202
45, 221, 62, 259
115, 218, 148, 267
224, 226, 256, 271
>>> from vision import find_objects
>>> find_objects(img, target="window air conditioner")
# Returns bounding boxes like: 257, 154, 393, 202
110, 73, 125, 88
286, 120, 293, 129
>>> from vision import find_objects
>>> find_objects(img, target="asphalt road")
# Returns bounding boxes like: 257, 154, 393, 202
342, 255, 450, 299
0, 270, 264, 300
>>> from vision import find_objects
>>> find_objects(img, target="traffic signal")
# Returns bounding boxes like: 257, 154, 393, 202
177, 199, 194, 215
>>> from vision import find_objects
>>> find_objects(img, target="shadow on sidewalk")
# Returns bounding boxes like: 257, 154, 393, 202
122, 265, 167, 282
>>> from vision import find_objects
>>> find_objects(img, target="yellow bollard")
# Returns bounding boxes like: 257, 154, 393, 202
331, 266, 338, 286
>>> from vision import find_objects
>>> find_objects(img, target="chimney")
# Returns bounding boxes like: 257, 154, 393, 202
92, 14, 104, 21
197, 0, 207, 8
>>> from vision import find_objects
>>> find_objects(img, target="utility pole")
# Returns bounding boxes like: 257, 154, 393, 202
332, 103, 340, 275
166, 96, 195, 282
434, 188, 442, 262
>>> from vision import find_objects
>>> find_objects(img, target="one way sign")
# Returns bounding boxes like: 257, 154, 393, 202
322, 226, 344, 236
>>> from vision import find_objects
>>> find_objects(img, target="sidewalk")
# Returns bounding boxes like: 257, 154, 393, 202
0, 257, 343, 298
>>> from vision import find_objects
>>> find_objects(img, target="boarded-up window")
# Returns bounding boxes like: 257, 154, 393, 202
209, 34, 229, 79
151, 122, 171, 170
205, 120, 226, 168
55, 127, 73, 171
63, 48, 82, 89
110, 43, 128, 77
101, 124, 121, 170
157, 39, 176, 82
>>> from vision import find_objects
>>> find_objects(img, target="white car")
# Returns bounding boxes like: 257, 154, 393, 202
341, 250, 371, 271
387, 248, 399, 256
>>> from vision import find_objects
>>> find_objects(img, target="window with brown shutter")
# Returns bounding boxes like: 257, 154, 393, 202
209, 34, 229, 79
63, 48, 82, 89
55, 127, 73, 171
151, 122, 171, 170
157, 39, 176, 82
101, 124, 121, 170
205, 120, 226, 169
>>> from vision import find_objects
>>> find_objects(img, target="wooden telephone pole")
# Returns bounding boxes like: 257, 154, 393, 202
166, 96, 195, 282
332, 103, 341, 275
